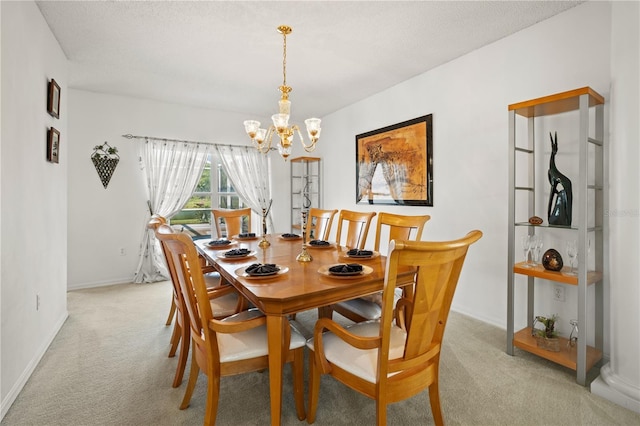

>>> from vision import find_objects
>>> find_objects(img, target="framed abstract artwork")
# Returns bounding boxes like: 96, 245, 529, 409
356, 114, 433, 206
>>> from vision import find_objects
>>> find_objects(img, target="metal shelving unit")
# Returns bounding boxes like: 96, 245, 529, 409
506, 87, 605, 385
290, 157, 321, 233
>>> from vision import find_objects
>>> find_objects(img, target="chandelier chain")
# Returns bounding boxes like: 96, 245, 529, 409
282, 31, 287, 87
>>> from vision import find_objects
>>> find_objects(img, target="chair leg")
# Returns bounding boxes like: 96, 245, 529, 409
204, 373, 220, 426
375, 400, 387, 426
172, 321, 190, 388
234, 291, 248, 313
180, 343, 199, 410
292, 348, 306, 420
165, 299, 176, 325
307, 350, 320, 424
428, 380, 444, 426
168, 321, 180, 358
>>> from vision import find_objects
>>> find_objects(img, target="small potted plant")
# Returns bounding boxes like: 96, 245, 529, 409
533, 315, 560, 352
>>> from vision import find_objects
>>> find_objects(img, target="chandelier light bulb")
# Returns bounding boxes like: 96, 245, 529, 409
255, 128, 267, 144
272, 113, 290, 133
244, 120, 260, 139
305, 118, 322, 140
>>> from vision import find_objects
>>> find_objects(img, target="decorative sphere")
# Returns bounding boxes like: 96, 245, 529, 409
542, 249, 563, 271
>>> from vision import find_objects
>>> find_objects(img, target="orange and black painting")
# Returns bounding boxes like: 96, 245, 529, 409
356, 115, 432, 206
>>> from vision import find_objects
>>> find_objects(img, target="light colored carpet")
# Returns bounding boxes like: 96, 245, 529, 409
2, 281, 639, 425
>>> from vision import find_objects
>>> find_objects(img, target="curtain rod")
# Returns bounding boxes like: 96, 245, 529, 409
121, 134, 273, 150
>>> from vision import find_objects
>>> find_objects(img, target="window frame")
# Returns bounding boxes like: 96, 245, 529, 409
170, 153, 245, 237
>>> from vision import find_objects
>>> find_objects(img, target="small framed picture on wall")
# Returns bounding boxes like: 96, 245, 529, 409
47, 79, 60, 118
47, 127, 60, 163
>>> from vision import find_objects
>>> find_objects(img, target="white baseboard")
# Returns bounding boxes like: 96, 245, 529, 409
450, 306, 504, 330
591, 363, 640, 414
0, 310, 69, 421
67, 278, 134, 291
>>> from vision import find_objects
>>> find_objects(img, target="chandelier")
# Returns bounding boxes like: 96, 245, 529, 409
243, 25, 321, 160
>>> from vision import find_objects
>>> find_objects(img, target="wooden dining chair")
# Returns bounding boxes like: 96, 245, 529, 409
307, 230, 482, 426
148, 217, 242, 388
154, 224, 306, 424
305, 208, 338, 241
150, 216, 226, 328
334, 210, 377, 249
330, 212, 431, 322
212, 207, 252, 238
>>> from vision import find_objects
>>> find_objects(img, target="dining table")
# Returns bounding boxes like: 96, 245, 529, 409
195, 233, 416, 426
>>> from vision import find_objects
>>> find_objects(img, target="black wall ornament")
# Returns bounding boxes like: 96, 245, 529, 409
547, 132, 573, 226
91, 142, 119, 188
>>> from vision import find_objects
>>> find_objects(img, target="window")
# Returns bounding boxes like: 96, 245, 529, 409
170, 155, 245, 235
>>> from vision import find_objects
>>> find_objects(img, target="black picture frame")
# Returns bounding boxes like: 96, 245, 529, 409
47, 79, 60, 118
356, 114, 433, 206
47, 127, 60, 163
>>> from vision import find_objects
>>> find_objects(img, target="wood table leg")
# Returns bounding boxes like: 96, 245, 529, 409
267, 314, 285, 426
317, 305, 333, 319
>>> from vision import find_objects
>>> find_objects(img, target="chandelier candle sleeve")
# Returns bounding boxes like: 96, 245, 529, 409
243, 25, 321, 160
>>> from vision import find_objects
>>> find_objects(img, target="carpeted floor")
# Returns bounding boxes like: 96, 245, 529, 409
2, 281, 639, 425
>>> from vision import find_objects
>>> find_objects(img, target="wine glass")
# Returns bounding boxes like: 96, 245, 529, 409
521, 235, 532, 267
566, 240, 578, 275
532, 236, 544, 266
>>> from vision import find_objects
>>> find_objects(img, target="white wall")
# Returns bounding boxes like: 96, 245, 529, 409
67, 91, 290, 289
591, 0, 640, 413
1, 1, 68, 416
317, 1, 611, 331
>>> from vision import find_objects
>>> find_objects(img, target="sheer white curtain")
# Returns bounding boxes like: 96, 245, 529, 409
213, 145, 274, 233
135, 138, 212, 283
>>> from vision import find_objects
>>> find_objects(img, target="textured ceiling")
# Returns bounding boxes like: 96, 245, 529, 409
36, 1, 582, 122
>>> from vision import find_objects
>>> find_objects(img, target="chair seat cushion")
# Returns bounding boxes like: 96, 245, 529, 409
209, 292, 239, 318
307, 320, 407, 382
204, 272, 222, 288
218, 310, 306, 363
334, 288, 404, 321
335, 297, 381, 320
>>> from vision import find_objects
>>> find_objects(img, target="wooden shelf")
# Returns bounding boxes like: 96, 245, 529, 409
513, 328, 602, 372
513, 262, 603, 285
509, 87, 604, 118
290, 156, 321, 163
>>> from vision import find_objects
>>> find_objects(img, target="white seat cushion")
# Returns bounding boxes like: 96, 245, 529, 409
335, 298, 381, 320
307, 320, 407, 383
204, 272, 222, 288
217, 311, 306, 363
335, 288, 404, 321
209, 292, 239, 317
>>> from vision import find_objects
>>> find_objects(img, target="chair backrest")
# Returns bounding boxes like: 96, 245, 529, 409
148, 217, 185, 306
147, 214, 167, 228
155, 225, 219, 360
377, 231, 482, 395
212, 207, 252, 238
147, 214, 173, 278
334, 210, 377, 249
373, 212, 431, 253
306, 208, 338, 241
